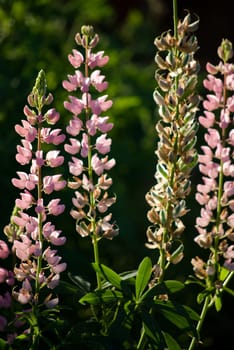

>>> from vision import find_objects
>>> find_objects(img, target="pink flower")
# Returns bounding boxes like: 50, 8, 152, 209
87, 50, 109, 69
15, 120, 37, 142
198, 111, 215, 128
68, 157, 83, 176
80, 133, 89, 157
90, 70, 108, 92
86, 115, 113, 136
45, 108, 60, 125
17, 279, 32, 304
203, 94, 220, 111
52, 262, 67, 274
89, 95, 113, 115
195, 192, 210, 205
91, 153, 115, 176
95, 134, 112, 154
47, 274, 59, 289
16, 140, 32, 165
196, 208, 213, 228
46, 150, 64, 167
43, 175, 66, 194
23, 105, 37, 124
12, 172, 38, 190
64, 95, 84, 116
62, 73, 80, 92
220, 108, 231, 128
0, 291, 11, 308
0, 315, 7, 332
15, 191, 34, 210
72, 191, 87, 209
68, 49, 84, 68
42, 222, 66, 246
43, 248, 66, 272
12, 211, 30, 228
63, 71, 90, 93
0, 240, 10, 259
64, 138, 81, 154
47, 199, 65, 216
64, 28, 117, 241
66, 116, 83, 136
227, 214, 234, 228
44, 296, 59, 308
13, 235, 35, 261
204, 128, 220, 148
199, 161, 219, 179
35, 150, 44, 167
203, 75, 223, 95
41, 128, 66, 145
0, 268, 8, 283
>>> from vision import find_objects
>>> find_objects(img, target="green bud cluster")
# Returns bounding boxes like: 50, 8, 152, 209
146, 12, 200, 274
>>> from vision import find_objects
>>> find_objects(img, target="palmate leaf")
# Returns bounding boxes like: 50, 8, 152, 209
135, 256, 152, 302
79, 289, 123, 305
92, 263, 122, 289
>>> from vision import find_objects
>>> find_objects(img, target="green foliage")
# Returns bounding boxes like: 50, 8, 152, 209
74, 258, 199, 349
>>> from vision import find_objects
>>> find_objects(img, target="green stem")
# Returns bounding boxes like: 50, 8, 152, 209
35, 123, 43, 299
92, 233, 102, 289
159, 0, 179, 283
173, 0, 178, 39
29, 306, 41, 350
84, 34, 102, 290
188, 272, 234, 350
137, 327, 147, 350
223, 271, 234, 287
188, 296, 210, 350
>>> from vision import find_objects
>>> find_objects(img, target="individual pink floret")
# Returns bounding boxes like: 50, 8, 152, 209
68, 49, 84, 68
43, 175, 66, 194
0, 240, 10, 259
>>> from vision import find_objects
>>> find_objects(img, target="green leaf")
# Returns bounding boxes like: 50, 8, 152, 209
157, 163, 168, 179
215, 294, 222, 312
141, 310, 163, 346
155, 300, 197, 333
119, 270, 137, 280
164, 280, 185, 293
15, 334, 29, 341
79, 289, 123, 305
185, 275, 205, 287
162, 332, 182, 350
140, 280, 184, 303
182, 304, 200, 321
92, 263, 122, 289
219, 267, 230, 281
135, 256, 152, 301
0, 338, 7, 349
197, 288, 213, 304
223, 286, 234, 297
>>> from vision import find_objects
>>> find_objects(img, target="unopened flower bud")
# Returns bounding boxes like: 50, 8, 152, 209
218, 39, 233, 63
81, 25, 94, 38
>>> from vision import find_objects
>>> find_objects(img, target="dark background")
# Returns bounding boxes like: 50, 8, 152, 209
0, 0, 234, 348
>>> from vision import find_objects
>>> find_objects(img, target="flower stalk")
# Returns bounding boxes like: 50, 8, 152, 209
63, 26, 118, 289
9, 70, 67, 347
190, 38, 234, 349
146, 1, 200, 283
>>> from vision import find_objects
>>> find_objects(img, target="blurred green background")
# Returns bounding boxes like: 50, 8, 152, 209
0, 0, 234, 348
